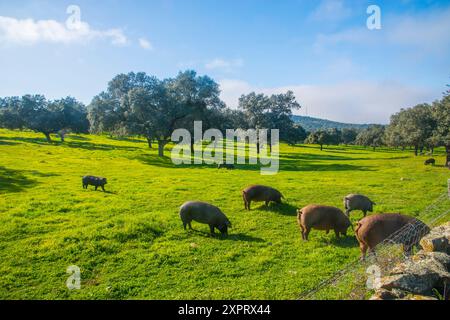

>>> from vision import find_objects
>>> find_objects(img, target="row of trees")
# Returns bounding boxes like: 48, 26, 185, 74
303, 94, 449, 165
384, 100, 450, 156
87, 71, 304, 156
0, 71, 448, 163
0, 71, 304, 157
0, 95, 89, 142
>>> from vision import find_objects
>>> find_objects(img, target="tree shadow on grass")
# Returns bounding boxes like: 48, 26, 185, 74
0, 136, 142, 152
0, 136, 59, 145
0, 166, 59, 193
327, 235, 359, 248
0, 140, 20, 146
107, 136, 147, 144
136, 153, 376, 172
280, 162, 375, 172
224, 233, 265, 243
67, 135, 91, 141
254, 202, 298, 216
187, 229, 265, 242
65, 141, 141, 152
280, 152, 367, 162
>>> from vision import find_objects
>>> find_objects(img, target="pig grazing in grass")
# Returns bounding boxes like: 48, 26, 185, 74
179, 201, 232, 236
343, 194, 375, 217
355, 213, 430, 260
242, 185, 284, 210
297, 205, 351, 240
82, 176, 107, 191
424, 158, 436, 166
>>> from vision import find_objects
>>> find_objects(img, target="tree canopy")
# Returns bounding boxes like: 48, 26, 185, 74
0, 95, 88, 142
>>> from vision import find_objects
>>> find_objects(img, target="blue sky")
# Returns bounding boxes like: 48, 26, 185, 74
0, 0, 449, 123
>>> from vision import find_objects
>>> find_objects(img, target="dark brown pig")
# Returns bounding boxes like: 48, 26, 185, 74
343, 194, 375, 217
82, 175, 107, 191
296, 205, 351, 240
242, 185, 284, 210
179, 201, 232, 236
355, 213, 430, 260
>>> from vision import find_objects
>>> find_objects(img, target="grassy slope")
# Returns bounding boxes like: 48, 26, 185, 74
0, 129, 449, 300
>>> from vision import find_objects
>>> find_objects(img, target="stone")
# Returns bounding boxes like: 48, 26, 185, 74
379, 274, 440, 295
420, 222, 450, 254
402, 294, 438, 300
370, 288, 406, 300
380, 251, 450, 295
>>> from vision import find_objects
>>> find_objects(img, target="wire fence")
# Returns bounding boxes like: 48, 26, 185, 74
299, 192, 450, 300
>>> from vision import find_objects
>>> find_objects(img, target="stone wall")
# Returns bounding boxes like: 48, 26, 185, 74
371, 222, 450, 300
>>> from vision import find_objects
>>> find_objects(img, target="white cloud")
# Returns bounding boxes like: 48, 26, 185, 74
205, 58, 244, 72
313, 27, 372, 52
387, 8, 450, 52
138, 37, 153, 51
0, 16, 128, 46
309, 0, 352, 22
218, 79, 253, 106
312, 8, 450, 54
219, 79, 438, 124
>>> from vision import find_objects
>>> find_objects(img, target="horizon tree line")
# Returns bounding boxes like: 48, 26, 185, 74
0, 71, 449, 165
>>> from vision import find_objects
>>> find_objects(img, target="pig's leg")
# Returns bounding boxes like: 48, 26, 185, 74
326, 229, 330, 234
95, 186, 98, 191
304, 228, 310, 241
265, 201, 269, 207
209, 225, 215, 236
334, 229, 340, 239
363, 210, 367, 217
369, 248, 377, 261
101, 185, 105, 192
183, 222, 187, 230
248, 201, 251, 210
360, 243, 368, 261
188, 222, 193, 230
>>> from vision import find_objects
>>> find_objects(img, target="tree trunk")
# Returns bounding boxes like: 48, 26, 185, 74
191, 140, 195, 155
256, 142, 260, 154
158, 140, 167, 157
147, 137, 153, 149
43, 132, 52, 143
414, 145, 419, 156
320, 144, 323, 151
446, 145, 450, 167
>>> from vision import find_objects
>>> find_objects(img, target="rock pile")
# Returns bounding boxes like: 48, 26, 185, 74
370, 222, 450, 300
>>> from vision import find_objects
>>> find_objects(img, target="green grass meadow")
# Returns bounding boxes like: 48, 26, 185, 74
0, 129, 449, 299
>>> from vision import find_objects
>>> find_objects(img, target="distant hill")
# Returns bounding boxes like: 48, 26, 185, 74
291, 115, 374, 132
